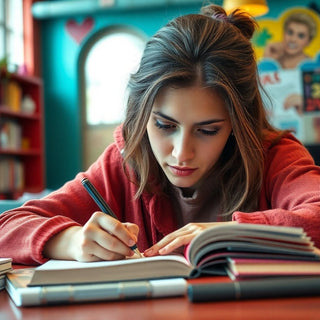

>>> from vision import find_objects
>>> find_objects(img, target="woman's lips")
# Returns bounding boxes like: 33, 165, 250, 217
168, 165, 197, 177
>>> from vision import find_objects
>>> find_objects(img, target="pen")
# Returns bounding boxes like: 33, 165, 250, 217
81, 177, 142, 258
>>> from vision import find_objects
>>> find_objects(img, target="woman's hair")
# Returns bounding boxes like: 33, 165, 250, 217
122, 4, 280, 217
284, 11, 317, 41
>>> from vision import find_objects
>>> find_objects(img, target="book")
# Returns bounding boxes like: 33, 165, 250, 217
227, 258, 320, 279
6, 269, 187, 306
0, 157, 24, 194
3, 80, 22, 112
24, 223, 320, 287
0, 258, 12, 291
0, 275, 5, 290
188, 276, 320, 302
0, 258, 12, 276
27, 256, 194, 286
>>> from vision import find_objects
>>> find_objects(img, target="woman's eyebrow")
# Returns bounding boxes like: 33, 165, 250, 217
152, 111, 226, 125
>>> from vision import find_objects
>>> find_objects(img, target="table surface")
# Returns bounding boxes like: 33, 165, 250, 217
1, 284, 320, 320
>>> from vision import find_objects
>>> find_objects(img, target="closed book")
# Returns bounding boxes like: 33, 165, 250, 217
188, 277, 320, 302
227, 258, 320, 279
0, 258, 12, 276
0, 275, 5, 290
6, 268, 187, 306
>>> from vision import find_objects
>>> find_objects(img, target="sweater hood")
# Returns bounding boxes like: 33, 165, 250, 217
263, 131, 301, 151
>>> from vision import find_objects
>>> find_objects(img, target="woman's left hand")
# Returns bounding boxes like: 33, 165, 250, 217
144, 221, 236, 257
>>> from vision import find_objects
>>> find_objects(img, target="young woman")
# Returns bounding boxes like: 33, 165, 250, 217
1, 5, 320, 265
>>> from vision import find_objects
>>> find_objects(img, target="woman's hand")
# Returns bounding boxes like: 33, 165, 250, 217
43, 211, 139, 262
144, 221, 236, 257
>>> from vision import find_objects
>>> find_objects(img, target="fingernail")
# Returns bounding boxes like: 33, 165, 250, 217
128, 239, 135, 247
144, 249, 153, 256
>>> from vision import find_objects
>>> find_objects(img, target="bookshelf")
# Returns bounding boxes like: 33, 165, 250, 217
0, 70, 45, 199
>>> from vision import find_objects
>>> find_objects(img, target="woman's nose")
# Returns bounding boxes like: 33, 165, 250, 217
171, 132, 195, 163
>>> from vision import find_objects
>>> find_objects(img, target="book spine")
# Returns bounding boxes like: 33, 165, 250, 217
0, 157, 24, 194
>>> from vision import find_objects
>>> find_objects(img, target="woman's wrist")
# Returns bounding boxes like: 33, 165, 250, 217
43, 226, 82, 260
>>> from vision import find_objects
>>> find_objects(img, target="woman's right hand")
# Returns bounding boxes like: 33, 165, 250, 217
43, 211, 139, 262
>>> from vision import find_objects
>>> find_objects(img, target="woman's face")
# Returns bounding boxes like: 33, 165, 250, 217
283, 22, 311, 55
147, 85, 232, 190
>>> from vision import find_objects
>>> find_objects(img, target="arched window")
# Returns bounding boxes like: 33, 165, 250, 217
80, 26, 146, 169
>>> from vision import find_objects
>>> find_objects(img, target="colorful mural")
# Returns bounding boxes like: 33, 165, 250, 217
253, 7, 320, 144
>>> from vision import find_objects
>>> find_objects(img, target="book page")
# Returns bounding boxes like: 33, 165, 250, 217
29, 255, 192, 286
36, 255, 189, 271
187, 223, 316, 267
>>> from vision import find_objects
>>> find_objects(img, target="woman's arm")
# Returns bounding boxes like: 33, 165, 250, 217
0, 143, 138, 264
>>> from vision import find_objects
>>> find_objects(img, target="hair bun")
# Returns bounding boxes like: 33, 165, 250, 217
201, 4, 258, 40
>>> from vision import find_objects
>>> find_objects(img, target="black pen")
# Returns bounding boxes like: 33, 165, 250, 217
81, 177, 142, 258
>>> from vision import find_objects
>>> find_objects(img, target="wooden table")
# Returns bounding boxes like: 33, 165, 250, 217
1, 286, 320, 320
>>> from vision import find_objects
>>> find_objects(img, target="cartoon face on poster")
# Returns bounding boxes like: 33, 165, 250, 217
253, 7, 320, 143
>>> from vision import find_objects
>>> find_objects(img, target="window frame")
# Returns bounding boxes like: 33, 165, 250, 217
0, 0, 39, 76
78, 25, 147, 169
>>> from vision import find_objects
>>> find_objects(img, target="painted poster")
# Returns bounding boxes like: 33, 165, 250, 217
253, 7, 320, 144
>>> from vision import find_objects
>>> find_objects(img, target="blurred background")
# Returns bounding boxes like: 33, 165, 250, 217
0, 0, 319, 207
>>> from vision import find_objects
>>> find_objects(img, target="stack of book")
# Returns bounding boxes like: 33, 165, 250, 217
0, 258, 12, 290
5, 223, 320, 306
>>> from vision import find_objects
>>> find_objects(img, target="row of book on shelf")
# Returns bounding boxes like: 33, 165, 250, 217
0, 157, 24, 195
1, 223, 320, 306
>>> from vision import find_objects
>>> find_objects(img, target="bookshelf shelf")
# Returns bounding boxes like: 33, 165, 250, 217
0, 107, 41, 120
0, 148, 42, 156
0, 70, 45, 199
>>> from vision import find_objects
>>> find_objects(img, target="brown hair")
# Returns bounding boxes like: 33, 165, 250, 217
122, 4, 281, 217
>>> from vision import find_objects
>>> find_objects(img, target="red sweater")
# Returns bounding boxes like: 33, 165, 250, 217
1, 127, 320, 265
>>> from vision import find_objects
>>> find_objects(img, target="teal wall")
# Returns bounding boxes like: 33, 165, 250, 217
265, 0, 317, 16
38, 0, 319, 189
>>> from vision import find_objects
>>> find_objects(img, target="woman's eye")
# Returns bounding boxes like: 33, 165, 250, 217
154, 119, 175, 131
198, 128, 219, 136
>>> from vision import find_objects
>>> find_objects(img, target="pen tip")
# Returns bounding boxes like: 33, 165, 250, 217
133, 248, 143, 258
